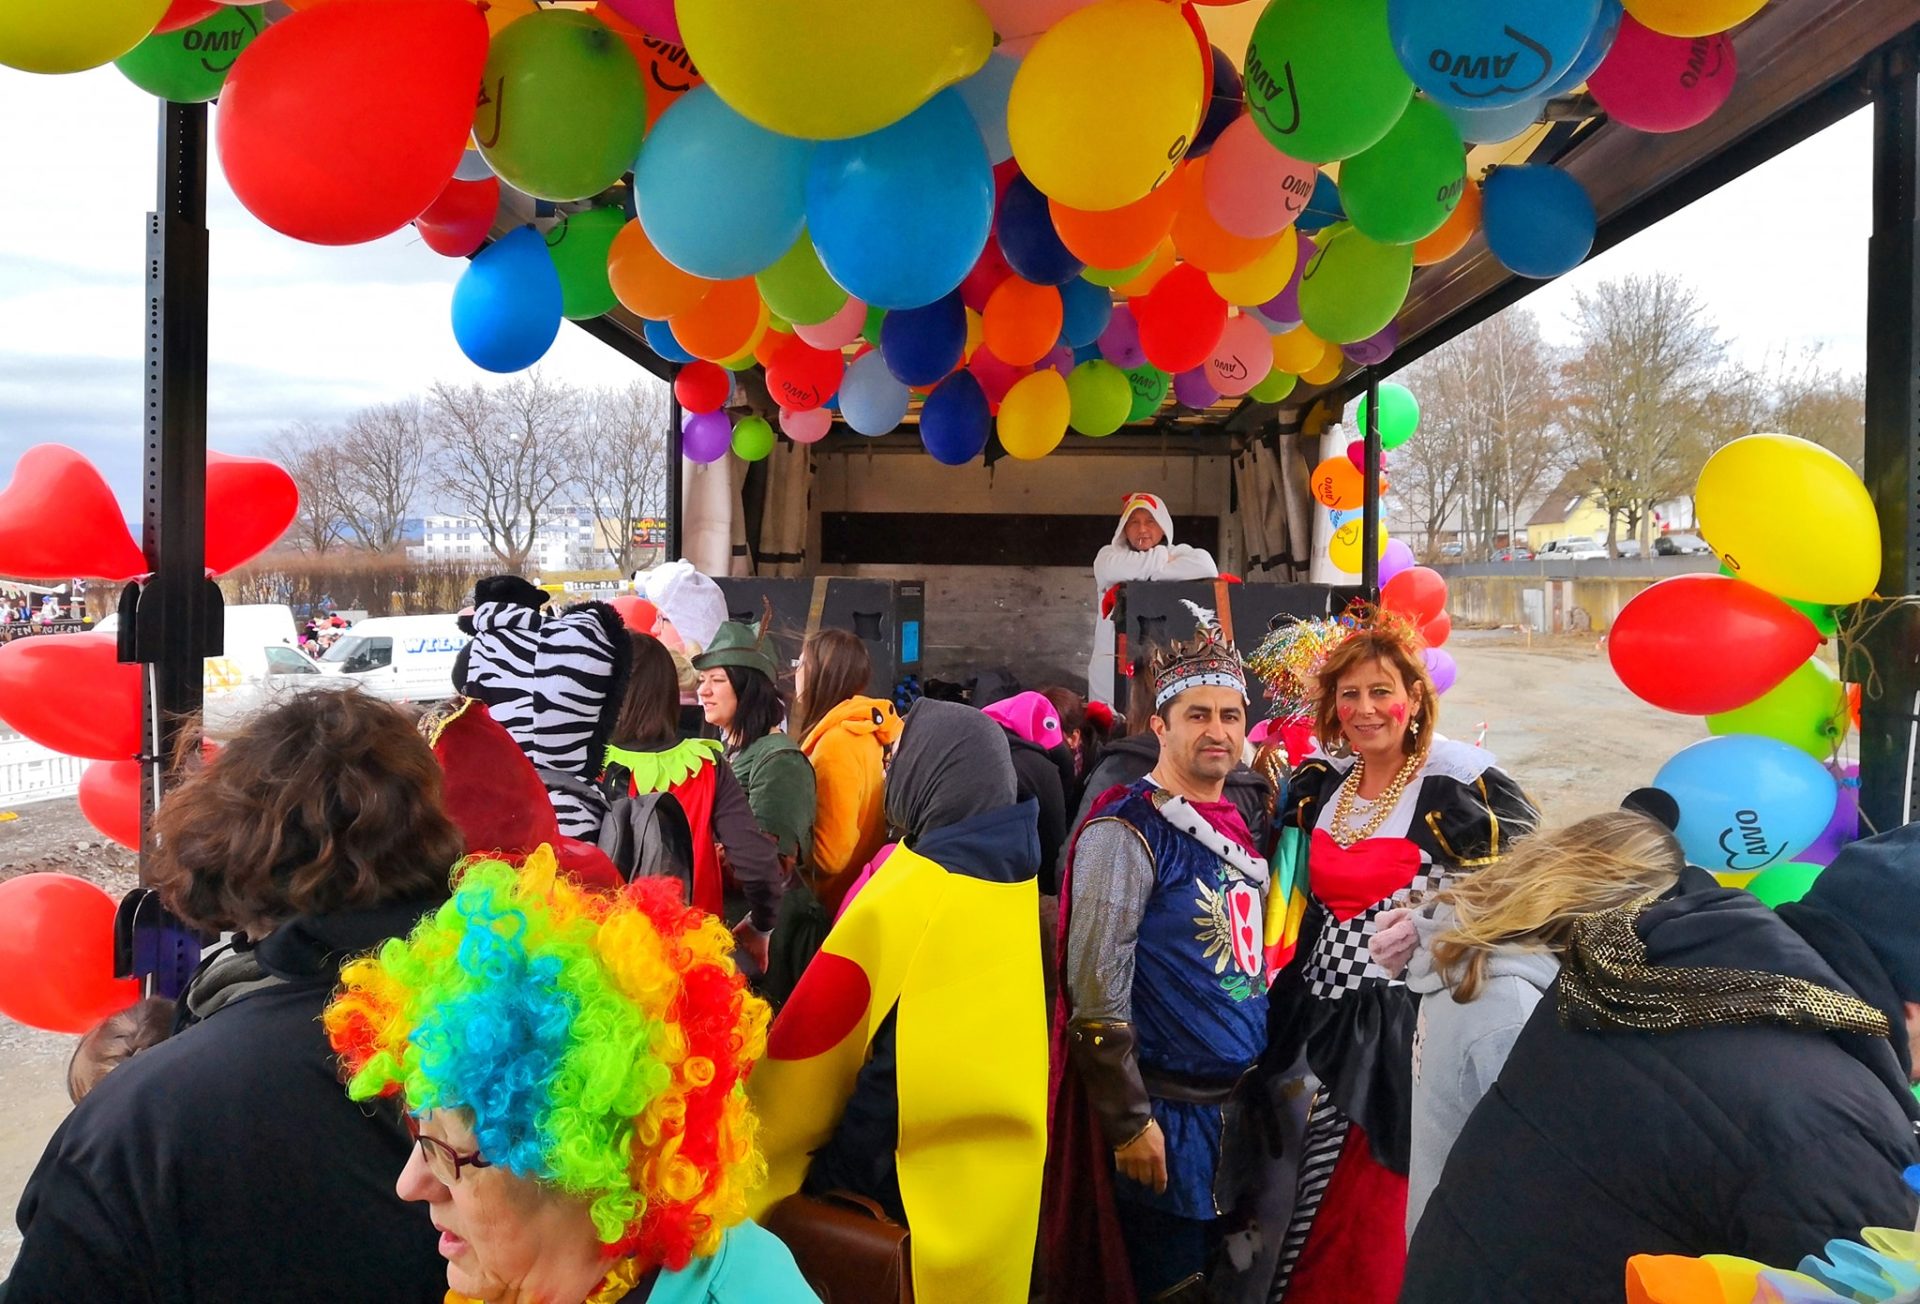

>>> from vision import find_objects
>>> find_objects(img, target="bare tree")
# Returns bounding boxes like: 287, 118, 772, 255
1767, 344, 1865, 473
334, 399, 430, 551
427, 371, 580, 571
267, 422, 348, 555
571, 380, 672, 574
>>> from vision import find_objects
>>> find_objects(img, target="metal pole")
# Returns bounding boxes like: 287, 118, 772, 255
667, 389, 685, 561
1362, 372, 1383, 598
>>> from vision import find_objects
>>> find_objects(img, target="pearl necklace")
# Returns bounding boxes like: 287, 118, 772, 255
1330, 748, 1427, 846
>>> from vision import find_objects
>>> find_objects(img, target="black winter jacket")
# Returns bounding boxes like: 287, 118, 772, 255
1403, 871, 1920, 1302
1002, 728, 1072, 894
6, 899, 448, 1304
1069, 732, 1275, 857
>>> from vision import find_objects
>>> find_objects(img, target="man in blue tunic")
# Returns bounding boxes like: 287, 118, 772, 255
1058, 616, 1271, 1303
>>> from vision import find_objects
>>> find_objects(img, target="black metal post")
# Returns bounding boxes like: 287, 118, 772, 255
1855, 46, 1920, 835
667, 389, 685, 561
1361, 371, 1383, 599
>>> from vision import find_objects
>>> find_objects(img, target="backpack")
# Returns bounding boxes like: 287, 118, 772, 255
596, 791, 697, 890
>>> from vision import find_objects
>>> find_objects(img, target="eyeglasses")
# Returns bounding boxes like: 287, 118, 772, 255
404, 1112, 493, 1184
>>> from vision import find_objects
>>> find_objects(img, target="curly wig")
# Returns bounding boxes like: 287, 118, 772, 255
322, 849, 769, 1270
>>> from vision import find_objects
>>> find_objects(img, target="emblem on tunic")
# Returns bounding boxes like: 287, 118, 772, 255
1193, 876, 1265, 999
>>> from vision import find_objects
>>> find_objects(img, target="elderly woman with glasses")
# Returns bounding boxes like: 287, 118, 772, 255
323, 850, 818, 1304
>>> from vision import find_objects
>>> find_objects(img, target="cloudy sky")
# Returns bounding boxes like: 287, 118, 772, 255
0, 62, 1874, 508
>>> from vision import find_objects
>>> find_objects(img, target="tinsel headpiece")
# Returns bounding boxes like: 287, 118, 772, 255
1151, 601, 1247, 709
1246, 615, 1362, 721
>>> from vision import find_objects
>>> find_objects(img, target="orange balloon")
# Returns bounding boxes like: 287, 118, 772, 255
609, 219, 712, 320
1172, 160, 1285, 273
1311, 456, 1363, 510
1050, 167, 1186, 270
982, 278, 1064, 366
473, 0, 537, 34
1271, 323, 1328, 375
595, 5, 704, 128
669, 278, 767, 361
1302, 349, 1344, 385
1414, 177, 1482, 267
752, 323, 788, 367
1113, 239, 1178, 298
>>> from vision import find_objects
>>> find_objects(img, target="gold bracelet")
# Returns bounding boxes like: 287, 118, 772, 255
1114, 1118, 1156, 1152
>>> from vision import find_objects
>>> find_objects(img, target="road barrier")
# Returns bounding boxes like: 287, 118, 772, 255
0, 731, 84, 806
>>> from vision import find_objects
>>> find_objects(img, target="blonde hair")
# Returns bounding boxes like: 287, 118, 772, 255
1311, 606, 1437, 754
1430, 810, 1685, 1002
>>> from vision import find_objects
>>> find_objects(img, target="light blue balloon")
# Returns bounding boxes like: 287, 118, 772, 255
1328, 507, 1359, 530
1438, 96, 1546, 145
1388, 0, 1599, 109
643, 318, 696, 365
452, 227, 561, 373
1060, 277, 1114, 349
839, 348, 912, 436
1544, 0, 1623, 95
1653, 735, 1838, 874
1483, 164, 1594, 279
806, 89, 994, 310
635, 85, 812, 281
956, 51, 1019, 165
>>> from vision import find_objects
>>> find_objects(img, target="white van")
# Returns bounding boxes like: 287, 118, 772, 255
318, 614, 469, 704
94, 603, 330, 735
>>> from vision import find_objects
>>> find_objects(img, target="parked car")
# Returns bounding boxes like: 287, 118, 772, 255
1655, 532, 1713, 556
94, 604, 330, 736
1616, 539, 1642, 559
1493, 546, 1533, 562
1537, 536, 1607, 561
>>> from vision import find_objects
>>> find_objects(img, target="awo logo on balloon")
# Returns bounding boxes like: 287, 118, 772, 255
1422, 26, 1555, 102
1717, 809, 1787, 873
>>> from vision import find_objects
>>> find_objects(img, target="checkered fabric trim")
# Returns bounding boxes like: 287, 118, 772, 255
1304, 868, 1437, 998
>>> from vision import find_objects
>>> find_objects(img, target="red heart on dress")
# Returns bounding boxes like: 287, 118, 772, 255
0, 446, 145, 581
206, 450, 299, 575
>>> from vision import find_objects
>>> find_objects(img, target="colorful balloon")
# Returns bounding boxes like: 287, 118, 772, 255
840, 349, 912, 435
681, 410, 731, 462
1007, 0, 1203, 211
1344, 321, 1399, 367
1382, 565, 1448, 621
674, 361, 730, 414
205, 450, 298, 574
1697, 435, 1879, 605
979, 0, 1099, 55
1191, 44, 1245, 158
1202, 115, 1319, 240
1438, 97, 1547, 144
1413, 176, 1481, 266
1745, 861, 1824, 908
1609, 575, 1820, 715
544, 206, 624, 321
1379, 536, 1416, 586
1337, 95, 1466, 244
0, 445, 146, 582
998, 369, 1072, 459
1423, 646, 1458, 694
983, 278, 1065, 367
756, 232, 849, 328
1298, 225, 1412, 345
1136, 264, 1228, 374
603, 0, 679, 41
668, 277, 767, 362
1271, 323, 1330, 376
1098, 304, 1146, 368
794, 295, 869, 350
808, 90, 995, 309
1655, 736, 1838, 874
881, 292, 967, 387
1249, 369, 1297, 403
1482, 165, 1594, 279
996, 174, 1084, 286
0, 874, 141, 1034
731, 414, 775, 462
780, 406, 833, 444
0, 633, 142, 760
1050, 179, 1186, 270
1067, 360, 1133, 436
1205, 314, 1275, 398
1243, 0, 1414, 164
1207, 226, 1303, 307
1621, 0, 1762, 40
414, 175, 499, 259
1388, 0, 1600, 109
1355, 382, 1421, 449
476, 10, 648, 203
764, 336, 846, 412
1544, 0, 1623, 95
1420, 610, 1452, 647
78, 759, 142, 851
1587, 18, 1736, 133
1174, 367, 1220, 410
922, 371, 993, 465
114, 3, 259, 101
957, 51, 1020, 165
1708, 657, 1849, 761
451, 227, 562, 373
608, 220, 711, 320
0, 0, 169, 73
1311, 456, 1364, 510
644, 318, 697, 364
1124, 364, 1171, 421
635, 86, 810, 280
1060, 277, 1115, 348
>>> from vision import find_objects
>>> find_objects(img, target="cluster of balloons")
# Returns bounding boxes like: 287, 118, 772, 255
1380, 560, 1458, 693
1311, 381, 1420, 574
1611, 434, 1875, 895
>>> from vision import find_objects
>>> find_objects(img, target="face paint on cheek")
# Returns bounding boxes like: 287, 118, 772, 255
1389, 704, 1407, 723
1336, 704, 1356, 722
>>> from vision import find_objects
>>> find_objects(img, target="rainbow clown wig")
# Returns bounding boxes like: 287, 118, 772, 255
322, 848, 769, 1272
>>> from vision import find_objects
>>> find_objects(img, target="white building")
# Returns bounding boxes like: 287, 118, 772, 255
410, 506, 608, 573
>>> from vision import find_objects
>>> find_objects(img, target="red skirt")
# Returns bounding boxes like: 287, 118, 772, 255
1283, 1123, 1407, 1304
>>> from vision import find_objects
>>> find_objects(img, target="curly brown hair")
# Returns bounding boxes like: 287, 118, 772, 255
1311, 606, 1439, 755
148, 690, 463, 934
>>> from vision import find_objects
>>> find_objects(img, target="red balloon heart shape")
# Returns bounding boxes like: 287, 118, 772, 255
206, 450, 299, 574
1609, 575, 1819, 715
79, 759, 144, 851
0, 873, 141, 1034
415, 174, 500, 258
0, 445, 145, 581
216, 0, 490, 245
0, 633, 142, 760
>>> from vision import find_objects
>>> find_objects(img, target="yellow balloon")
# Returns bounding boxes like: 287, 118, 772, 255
1007, 0, 1203, 211
965, 307, 984, 360
1621, 0, 1767, 38
1329, 519, 1387, 574
1696, 433, 1879, 604
997, 369, 1071, 460
0, 0, 167, 73
677, 0, 992, 140
1271, 324, 1328, 375
1712, 870, 1761, 890
1209, 233, 1301, 307
1301, 349, 1345, 386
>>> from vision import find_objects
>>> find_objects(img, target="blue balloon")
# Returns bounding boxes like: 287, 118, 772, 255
1438, 97, 1546, 145
1072, 341, 1103, 367
807, 90, 994, 310
920, 370, 990, 465
1190, 46, 1244, 158
1654, 736, 1839, 873
635, 85, 812, 281
1483, 164, 1594, 278
956, 51, 1018, 165
1060, 277, 1114, 349
880, 292, 966, 386
643, 317, 696, 365
1296, 172, 1345, 234
1544, 0, 1623, 96
452, 227, 562, 373
996, 173, 1083, 286
1388, 0, 1600, 109
839, 349, 911, 436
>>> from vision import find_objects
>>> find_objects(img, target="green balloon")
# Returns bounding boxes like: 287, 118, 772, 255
756, 232, 849, 327
1082, 250, 1157, 288
114, 6, 261, 104
478, 10, 648, 202
731, 415, 775, 462
1747, 861, 1823, 908
1338, 96, 1466, 245
1714, 562, 1842, 636
1708, 657, 1849, 759
1298, 224, 1413, 345
1243, 0, 1413, 165
1067, 361, 1132, 437
1355, 381, 1420, 449
863, 304, 887, 348
1124, 364, 1170, 422
1249, 369, 1298, 404
545, 206, 624, 321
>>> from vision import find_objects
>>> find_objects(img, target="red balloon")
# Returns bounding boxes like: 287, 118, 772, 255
206, 451, 299, 575
79, 759, 143, 852
0, 874, 141, 1034
610, 595, 659, 634
673, 360, 731, 414
1382, 566, 1448, 623
216, 0, 490, 245
0, 634, 142, 761
154, 0, 222, 32
414, 174, 499, 257
960, 238, 1015, 315
1608, 575, 1819, 715
1420, 610, 1452, 647
1136, 264, 1228, 374
764, 337, 846, 412
0, 445, 144, 582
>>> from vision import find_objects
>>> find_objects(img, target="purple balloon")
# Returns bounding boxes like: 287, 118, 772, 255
1040, 344, 1075, 378
1098, 304, 1145, 369
1174, 366, 1219, 409
1798, 762, 1860, 866
1344, 321, 1400, 367
1260, 232, 1314, 323
682, 409, 732, 463
1423, 646, 1458, 695
1246, 303, 1301, 335
1379, 538, 1415, 588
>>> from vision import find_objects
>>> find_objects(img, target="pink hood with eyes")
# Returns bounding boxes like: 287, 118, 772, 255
982, 691, 1065, 749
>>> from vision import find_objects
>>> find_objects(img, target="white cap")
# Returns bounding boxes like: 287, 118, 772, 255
642, 560, 727, 652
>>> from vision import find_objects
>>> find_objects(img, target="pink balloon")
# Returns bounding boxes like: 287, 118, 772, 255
978, 0, 1097, 54
968, 347, 1028, 409
603, 0, 680, 41
794, 296, 867, 349
780, 406, 833, 443
1588, 18, 1736, 134
1203, 313, 1273, 398
1203, 116, 1319, 239
1346, 439, 1366, 470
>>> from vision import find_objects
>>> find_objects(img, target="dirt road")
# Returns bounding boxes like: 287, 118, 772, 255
0, 630, 1705, 1275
